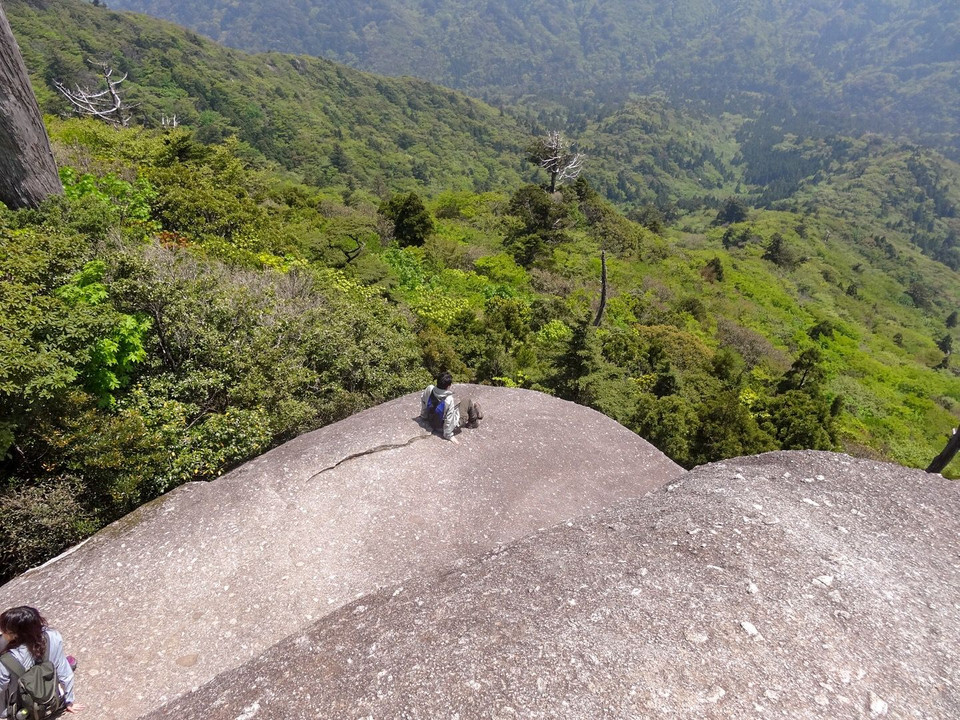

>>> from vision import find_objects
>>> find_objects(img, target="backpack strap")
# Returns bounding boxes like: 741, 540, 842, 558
1, 652, 26, 718
0, 651, 26, 679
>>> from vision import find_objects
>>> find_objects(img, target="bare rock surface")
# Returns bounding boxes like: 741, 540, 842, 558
0, 386, 680, 719
147, 451, 960, 719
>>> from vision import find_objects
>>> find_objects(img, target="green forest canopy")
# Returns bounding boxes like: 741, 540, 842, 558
104, 0, 960, 155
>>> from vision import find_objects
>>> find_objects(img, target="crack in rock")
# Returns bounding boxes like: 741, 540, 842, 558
308, 434, 432, 481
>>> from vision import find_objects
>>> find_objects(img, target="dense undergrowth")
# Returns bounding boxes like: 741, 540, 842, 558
3, 116, 960, 582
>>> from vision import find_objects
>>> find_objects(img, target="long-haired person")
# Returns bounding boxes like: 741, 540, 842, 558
0, 606, 83, 715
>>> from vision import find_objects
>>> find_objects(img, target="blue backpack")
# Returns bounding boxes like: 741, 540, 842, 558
426, 392, 446, 430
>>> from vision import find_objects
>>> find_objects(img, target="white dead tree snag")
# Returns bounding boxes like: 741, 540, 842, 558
530, 130, 585, 193
54, 61, 134, 126
0, 1, 62, 209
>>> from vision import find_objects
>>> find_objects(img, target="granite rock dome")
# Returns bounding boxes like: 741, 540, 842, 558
147, 451, 960, 719
0, 386, 681, 718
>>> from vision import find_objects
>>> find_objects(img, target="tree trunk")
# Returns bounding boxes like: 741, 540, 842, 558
927, 427, 960, 474
0, 2, 62, 209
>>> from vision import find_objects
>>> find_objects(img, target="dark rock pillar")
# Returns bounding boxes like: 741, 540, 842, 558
0, 2, 62, 209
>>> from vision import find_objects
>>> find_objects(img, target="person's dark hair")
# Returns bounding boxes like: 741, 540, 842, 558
436, 371, 453, 390
0, 606, 47, 660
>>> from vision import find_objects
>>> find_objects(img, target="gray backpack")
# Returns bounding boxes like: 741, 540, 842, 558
1, 643, 66, 720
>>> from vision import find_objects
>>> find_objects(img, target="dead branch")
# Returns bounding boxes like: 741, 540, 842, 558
532, 130, 585, 192
54, 61, 134, 126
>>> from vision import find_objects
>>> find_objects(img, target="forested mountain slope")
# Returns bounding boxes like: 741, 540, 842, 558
4, 0, 960, 585
5, 0, 747, 210
106, 0, 960, 154
6, 0, 530, 195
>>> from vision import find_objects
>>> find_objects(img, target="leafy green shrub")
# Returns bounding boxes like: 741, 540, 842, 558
536, 319, 573, 344
0, 229, 149, 457
474, 254, 529, 288
0, 479, 93, 582
381, 246, 430, 291
504, 185, 570, 267
56, 261, 151, 404
762, 232, 804, 270
60, 167, 159, 236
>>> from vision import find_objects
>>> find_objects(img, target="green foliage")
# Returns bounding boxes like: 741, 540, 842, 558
779, 348, 827, 393
759, 390, 836, 451
715, 197, 749, 225
101, 0, 960, 155
0, 478, 93, 582
907, 281, 935, 310
536, 319, 574, 344
629, 205, 666, 234
762, 232, 803, 270
9, 1, 529, 197
473, 254, 529, 289
380, 192, 435, 248
56, 261, 151, 404
504, 185, 570, 267
0, 228, 148, 459
508, 185, 566, 236
629, 394, 698, 467
60, 167, 159, 236
550, 318, 606, 405
688, 392, 776, 468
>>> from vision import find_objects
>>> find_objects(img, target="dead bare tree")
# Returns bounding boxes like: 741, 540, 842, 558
0, 2, 62, 208
54, 61, 134, 126
593, 251, 607, 327
529, 130, 585, 193
928, 427, 960, 474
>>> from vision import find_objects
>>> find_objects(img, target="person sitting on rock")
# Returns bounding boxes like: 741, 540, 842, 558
0, 605, 82, 715
420, 371, 482, 440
